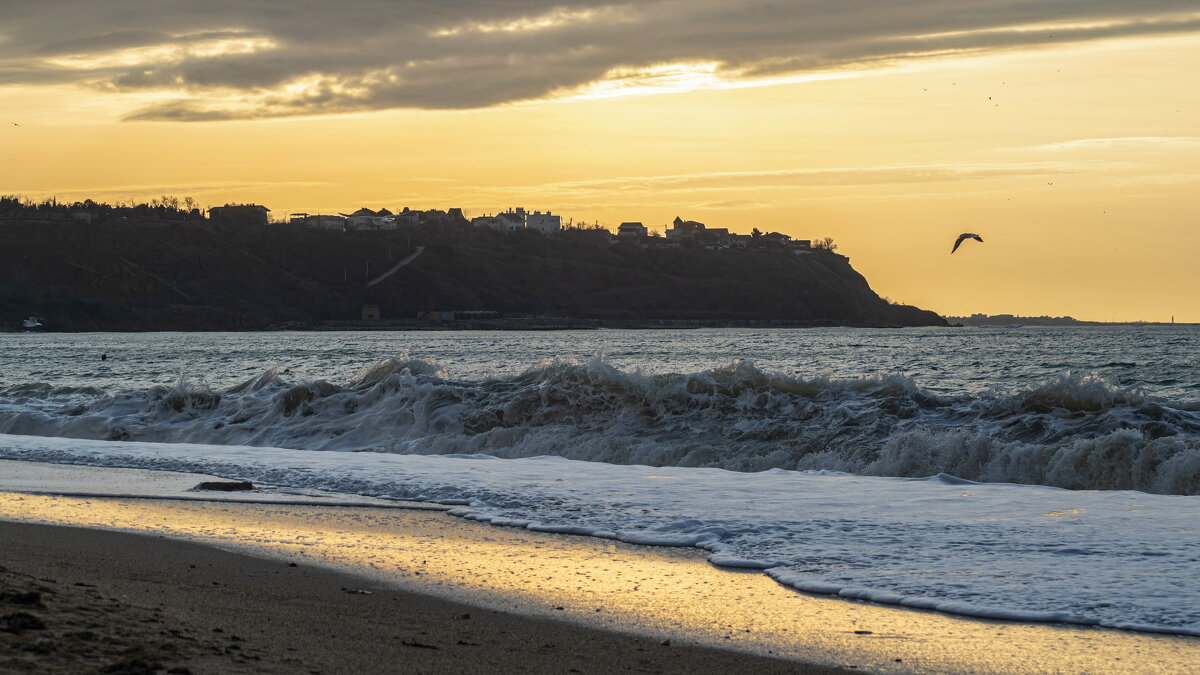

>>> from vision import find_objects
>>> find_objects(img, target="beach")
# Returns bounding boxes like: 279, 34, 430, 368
2, 327, 1198, 673
2, 462, 1199, 674
0, 519, 844, 675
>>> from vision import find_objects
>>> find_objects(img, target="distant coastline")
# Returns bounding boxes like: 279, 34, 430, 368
942, 313, 1189, 327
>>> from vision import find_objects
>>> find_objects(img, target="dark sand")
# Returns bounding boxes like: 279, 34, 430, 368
0, 520, 843, 674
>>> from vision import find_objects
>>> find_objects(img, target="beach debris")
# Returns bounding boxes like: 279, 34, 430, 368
193, 480, 255, 492
341, 587, 372, 595
400, 639, 438, 649
1, 611, 46, 633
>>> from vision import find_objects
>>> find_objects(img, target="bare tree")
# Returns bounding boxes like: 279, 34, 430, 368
813, 236, 838, 252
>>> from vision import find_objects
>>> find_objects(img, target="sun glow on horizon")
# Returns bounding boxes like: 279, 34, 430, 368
2, 23, 1198, 321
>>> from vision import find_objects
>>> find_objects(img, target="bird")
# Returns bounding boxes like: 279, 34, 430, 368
951, 233, 983, 254
10, 122, 20, 127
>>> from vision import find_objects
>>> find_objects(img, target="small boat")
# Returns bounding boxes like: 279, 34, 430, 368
21, 316, 43, 329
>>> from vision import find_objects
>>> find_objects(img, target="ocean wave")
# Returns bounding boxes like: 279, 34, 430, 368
1, 355, 1197, 493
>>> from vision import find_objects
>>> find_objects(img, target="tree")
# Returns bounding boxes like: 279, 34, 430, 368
751, 227, 762, 239
813, 236, 837, 252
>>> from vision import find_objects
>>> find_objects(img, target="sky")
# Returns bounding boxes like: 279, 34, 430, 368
2, 1, 1198, 321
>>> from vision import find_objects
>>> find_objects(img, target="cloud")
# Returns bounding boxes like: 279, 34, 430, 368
1025, 136, 1200, 151
2, 1, 1198, 120
7, 180, 333, 201
498, 161, 1109, 197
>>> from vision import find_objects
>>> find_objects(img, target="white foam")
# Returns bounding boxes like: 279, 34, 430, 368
2, 359, 1197, 494
3, 433, 1199, 637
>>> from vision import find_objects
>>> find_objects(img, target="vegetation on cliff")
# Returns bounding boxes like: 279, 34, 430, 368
0, 217, 946, 331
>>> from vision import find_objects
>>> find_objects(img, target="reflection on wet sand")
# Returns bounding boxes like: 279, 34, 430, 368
1, 492, 1195, 674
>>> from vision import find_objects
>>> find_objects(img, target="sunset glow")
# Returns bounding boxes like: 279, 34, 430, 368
2, 2, 1197, 321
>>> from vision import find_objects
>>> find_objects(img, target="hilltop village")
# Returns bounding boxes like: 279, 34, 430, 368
0, 195, 828, 253
287, 204, 825, 253
0, 195, 947, 331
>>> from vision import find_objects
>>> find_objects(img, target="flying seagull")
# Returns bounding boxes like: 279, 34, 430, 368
10, 122, 20, 127
951, 232, 983, 254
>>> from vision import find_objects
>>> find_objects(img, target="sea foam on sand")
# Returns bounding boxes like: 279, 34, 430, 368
2, 432, 1199, 637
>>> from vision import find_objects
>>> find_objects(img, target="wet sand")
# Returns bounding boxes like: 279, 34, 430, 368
2, 489, 1198, 674
0, 519, 842, 674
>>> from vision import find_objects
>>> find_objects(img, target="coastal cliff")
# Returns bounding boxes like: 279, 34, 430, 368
0, 219, 946, 330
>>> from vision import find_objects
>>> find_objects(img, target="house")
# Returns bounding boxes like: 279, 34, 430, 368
498, 209, 528, 231
525, 210, 561, 234
209, 204, 270, 227
291, 214, 346, 229
342, 208, 379, 230
617, 222, 648, 238
761, 232, 792, 245
472, 215, 506, 231
474, 214, 524, 232
421, 209, 450, 225
339, 208, 397, 230
666, 216, 706, 239
393, 209, 421, 227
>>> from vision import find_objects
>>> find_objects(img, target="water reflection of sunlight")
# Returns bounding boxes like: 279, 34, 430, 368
1, 493, 1195, 674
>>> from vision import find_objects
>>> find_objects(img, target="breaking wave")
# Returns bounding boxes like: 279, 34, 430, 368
1, 355, 1198, 494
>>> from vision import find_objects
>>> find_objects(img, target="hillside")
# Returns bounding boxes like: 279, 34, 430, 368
0, 219, 946, 330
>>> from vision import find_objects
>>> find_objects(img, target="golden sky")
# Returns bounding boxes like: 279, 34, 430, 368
2, 2, 1198, 321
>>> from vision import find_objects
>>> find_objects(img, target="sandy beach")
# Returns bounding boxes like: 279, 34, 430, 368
2, 466, 1198, 674
0, 519, 848, 674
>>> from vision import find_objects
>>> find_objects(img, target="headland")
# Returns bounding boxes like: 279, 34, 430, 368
0, 198, 945, 331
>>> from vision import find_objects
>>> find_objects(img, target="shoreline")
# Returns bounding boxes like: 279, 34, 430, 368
0, 519, 836, 674
3, 487, 1199, 674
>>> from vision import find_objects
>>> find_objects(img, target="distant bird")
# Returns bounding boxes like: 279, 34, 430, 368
22, 316, 43, 329
951, 233, 983, 254
10, 122, 20, 127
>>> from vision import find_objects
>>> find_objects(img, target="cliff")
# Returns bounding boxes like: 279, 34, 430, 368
0, 219, 946, 330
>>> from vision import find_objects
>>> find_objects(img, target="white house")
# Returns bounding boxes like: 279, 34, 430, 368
525, 210, 561, 234
342, 207, 379, 230
474, 214, 523, 232
290, 213, 346, 229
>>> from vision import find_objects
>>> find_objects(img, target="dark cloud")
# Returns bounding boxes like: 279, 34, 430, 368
1, 1, 1196, 120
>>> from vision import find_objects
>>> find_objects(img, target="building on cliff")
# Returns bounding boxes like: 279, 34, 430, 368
525, 210, 562, 234
617, 222, 648, 238
209, 204, 269, 227
666, 216, 705, 239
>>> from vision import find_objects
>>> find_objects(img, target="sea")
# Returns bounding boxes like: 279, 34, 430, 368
1, 326, 1198, 635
